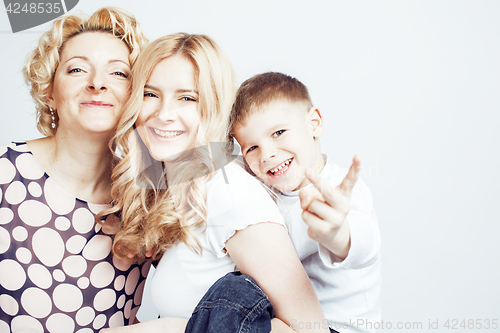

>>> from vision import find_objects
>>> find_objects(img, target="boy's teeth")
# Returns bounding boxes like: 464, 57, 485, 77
153, 128, 183, 138
270, 158, 292, 174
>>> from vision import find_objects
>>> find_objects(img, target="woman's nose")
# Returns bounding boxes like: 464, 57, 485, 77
87, 73, 108, 93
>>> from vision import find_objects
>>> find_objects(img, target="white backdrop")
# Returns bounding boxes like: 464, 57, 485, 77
1, 1, 499, 332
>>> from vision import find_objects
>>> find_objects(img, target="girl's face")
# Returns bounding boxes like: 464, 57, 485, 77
136, 55, 201, 162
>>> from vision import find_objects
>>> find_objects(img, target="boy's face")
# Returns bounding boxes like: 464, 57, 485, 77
233, 100, 324, 192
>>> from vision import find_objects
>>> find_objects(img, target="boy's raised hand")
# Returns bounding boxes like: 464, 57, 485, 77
299, 155, 361, 261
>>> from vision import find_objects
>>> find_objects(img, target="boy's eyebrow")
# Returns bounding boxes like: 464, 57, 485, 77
268, 123, 288, 133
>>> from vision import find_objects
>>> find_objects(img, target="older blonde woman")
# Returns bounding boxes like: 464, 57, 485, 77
0, 7, 148, 332
101, 33, 329, 333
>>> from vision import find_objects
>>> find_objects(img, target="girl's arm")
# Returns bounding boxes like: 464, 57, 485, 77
225, 222, 330, 333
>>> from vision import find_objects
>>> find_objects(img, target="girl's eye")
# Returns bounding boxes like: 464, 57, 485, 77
144, 92, 157, 98
272, 130, 285, 138
246, 146, 257, 154
113, 71, 128, 78
181, 96, 197, 102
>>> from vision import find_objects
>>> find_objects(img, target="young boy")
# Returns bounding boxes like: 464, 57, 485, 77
231, 72, 382, 333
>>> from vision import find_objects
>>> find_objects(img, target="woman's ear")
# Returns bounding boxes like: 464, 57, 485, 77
308, 106, 324, 139
46, 92, 56, 110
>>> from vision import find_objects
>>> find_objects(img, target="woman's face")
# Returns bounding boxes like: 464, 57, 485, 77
136, 55, 201, 162
48, 32, 131, 136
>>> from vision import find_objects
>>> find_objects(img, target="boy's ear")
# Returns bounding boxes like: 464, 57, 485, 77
308, 106, 324, 139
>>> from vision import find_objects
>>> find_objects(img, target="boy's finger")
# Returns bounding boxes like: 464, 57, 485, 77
306, 199, 334, 221
299, 186, 324, 210
306, 168, 338, 206
339, 155, 361, 195
302, 209, 328, 232
307, 199, 347, 227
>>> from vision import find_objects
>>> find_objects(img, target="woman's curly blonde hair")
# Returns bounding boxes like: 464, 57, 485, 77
23, 6, 148, 136
99, 33, 237, 262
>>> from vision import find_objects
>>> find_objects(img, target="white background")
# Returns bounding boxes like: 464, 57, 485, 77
1, 1, 499, 332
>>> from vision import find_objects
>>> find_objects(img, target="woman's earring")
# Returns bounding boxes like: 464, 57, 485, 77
50, 107, 56, 129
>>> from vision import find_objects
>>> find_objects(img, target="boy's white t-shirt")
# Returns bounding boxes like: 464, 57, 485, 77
150, 160, 285, 318
277, 158, 382, 333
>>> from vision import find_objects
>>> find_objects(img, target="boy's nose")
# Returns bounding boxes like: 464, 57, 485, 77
260, 148, 276, 164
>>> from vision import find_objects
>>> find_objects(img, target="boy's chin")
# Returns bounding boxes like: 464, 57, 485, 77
269, 179, 305, 193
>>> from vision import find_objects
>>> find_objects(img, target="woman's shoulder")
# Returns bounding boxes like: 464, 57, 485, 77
0, 142, 35, 180
0, 141, 31, 158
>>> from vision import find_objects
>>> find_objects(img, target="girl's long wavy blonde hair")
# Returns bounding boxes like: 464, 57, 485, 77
99, 33, 236, 262
23, 7, 148, 136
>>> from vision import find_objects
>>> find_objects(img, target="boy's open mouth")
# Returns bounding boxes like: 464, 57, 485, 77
268, 158, 293, 177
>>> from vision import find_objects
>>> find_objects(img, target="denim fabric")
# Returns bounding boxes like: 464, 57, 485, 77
185, 272, 274, 333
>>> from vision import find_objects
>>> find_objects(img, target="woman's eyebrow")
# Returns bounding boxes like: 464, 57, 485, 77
62, 56, 129, 66
61, 56, 87, 64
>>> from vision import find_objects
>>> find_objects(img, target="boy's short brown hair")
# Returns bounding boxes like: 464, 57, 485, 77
230, 72, 313, 129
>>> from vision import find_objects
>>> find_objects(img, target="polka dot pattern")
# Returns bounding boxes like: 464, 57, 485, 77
10, 315, 43, 332
0, 294, 18, 316
16, 247, 32, 264
21, 287, 52, 318
28, 264, 52, 289
12, 226, 28, 241
28, 181, 42, 197
5, 181, 26, 205
0, 207, 13, 225
0, 227, 10, 254
16, 153, 45, 180
0, 142, 149, 331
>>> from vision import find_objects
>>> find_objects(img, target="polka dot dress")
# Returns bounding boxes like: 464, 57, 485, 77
0, 142, 150, 332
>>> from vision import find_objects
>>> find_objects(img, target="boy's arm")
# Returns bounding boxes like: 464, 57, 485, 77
299, 156, 367, 262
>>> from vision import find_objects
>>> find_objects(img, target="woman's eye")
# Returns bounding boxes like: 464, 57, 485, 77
68, 68, 83, 74
144, 92, 157, 98
272, 130, 285, 138
181, 96, 197, 102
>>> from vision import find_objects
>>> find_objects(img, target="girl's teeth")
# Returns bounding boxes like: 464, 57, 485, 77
153, 128, 183, 138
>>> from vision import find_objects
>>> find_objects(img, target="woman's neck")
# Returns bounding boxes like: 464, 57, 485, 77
28, 132, 115, 204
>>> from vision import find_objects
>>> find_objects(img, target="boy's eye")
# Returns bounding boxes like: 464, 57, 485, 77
272, 130, 285, 138
246, 146, 257, 154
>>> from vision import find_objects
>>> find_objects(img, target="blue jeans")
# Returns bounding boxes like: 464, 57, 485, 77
185, 272, 274, 333
185, 272, 339, 333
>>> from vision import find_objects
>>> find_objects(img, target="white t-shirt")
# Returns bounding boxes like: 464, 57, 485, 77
277, 159, 382, 333
150, 160, 284, 318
